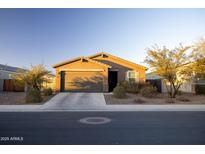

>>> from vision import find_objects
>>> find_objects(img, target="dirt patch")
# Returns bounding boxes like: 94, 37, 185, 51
104, 93, 205, 105
0, 92, 54, 105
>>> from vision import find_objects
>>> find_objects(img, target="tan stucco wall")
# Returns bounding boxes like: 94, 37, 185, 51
54, 59, 109, 92
42, 76, 55, 90
92, 55, 146, 83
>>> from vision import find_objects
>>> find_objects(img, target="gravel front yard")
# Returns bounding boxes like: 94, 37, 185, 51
104, 93, 205, 105
0, 92, 54, 105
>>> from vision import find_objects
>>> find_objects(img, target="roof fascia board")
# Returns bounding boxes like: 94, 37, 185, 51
89, 52, 148, 70
53, 56, 111, 68
59, 68, 105, 72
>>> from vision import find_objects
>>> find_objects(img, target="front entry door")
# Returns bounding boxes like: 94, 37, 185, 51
108, 71, 118, 92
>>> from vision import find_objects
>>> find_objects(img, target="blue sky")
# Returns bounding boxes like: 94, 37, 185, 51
0, 9, 205, 72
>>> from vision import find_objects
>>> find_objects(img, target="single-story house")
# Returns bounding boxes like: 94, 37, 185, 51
53, 52, 147, 92
0, 64, 25, 92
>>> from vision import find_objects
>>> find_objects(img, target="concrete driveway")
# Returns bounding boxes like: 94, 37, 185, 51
41, 93, 107, 110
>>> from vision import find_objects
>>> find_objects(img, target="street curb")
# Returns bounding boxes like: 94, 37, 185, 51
1, 109, 205, 112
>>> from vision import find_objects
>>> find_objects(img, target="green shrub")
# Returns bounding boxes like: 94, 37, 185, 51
43, 88, 53, 96
195, 84, 205, 95
127, 82, 140, 93
119, 81, 129, 90
113, 85, 126, 98
138, 82, 150, 89
26, 87, 42, 103
140, 85, 157, 97
119, 81, 149, 93
126, 88, 139, 93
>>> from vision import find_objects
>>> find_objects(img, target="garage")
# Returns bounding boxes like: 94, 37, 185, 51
53, 56, 111, 92
60, 71, 103, 92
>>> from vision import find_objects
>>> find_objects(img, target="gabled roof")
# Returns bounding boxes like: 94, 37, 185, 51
53, 56, 112, 68
89, 52, 148, 70
0, 64, 25, 72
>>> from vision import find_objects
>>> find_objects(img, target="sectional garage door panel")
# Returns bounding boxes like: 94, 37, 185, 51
62, 71, 103, 92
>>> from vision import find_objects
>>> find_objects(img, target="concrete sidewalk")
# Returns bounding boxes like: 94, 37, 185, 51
1, 104, 205, 112
0, 105, 41, 112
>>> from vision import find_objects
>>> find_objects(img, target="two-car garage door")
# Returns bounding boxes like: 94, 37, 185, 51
60, 71, 103, 92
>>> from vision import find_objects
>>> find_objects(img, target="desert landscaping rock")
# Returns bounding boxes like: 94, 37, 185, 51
104, 93, 205, 105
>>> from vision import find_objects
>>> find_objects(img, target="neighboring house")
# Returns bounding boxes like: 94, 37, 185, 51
53, 52, 147, 92
146, 61, 205, 94
146, 72, 165, 93
0, 64, 25, 92
146, 72, 203, 93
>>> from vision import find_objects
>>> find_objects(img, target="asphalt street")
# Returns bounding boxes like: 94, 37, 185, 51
0, 111, 205, 145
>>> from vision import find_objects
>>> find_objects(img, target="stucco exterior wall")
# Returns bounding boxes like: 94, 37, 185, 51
54, 59, 109, 92
0, 70, 13, 79
43, 76, 56, 90
92, 55, 146, 83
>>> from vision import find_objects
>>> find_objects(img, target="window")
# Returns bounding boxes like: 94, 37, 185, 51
126, 71, 139, 83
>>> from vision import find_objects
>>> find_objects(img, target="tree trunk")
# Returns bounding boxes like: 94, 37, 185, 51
172, 83, 182, 98
164, 80, 172, 98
